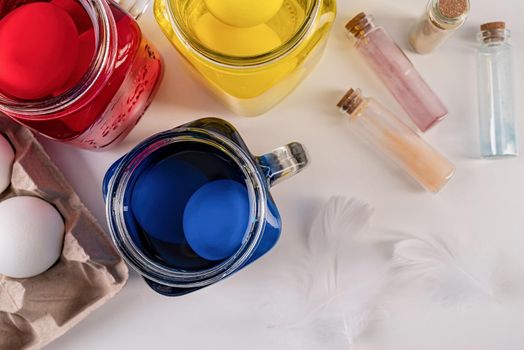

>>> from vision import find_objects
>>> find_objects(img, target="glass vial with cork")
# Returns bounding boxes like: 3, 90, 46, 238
410, 0, 470, 54
338, 88, 455, 193
345, 13, 448, 132
477, 22, 517, 158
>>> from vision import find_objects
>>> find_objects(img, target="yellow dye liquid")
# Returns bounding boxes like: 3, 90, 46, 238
154, 0, 336, 116
204, 0, 284, 28
193, 13, 283, 57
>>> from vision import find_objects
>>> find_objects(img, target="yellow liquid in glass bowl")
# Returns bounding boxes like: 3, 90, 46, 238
154, 0, 336, 116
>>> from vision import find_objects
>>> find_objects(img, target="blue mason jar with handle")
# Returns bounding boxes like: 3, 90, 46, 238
103, 118, 309, 296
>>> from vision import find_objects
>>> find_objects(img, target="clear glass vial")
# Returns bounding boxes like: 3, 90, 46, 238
477, 22, 517, 158
345, 13, 448, 132
410, 0, 470, 54
338, 88, 455, 193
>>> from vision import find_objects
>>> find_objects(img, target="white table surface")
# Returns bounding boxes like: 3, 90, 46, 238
42, 0, 524, 349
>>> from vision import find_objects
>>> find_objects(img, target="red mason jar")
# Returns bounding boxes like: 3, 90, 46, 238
0, 0, 163, 149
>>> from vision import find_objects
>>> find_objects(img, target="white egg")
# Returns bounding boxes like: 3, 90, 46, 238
0, 196, 65, 278
0, 134, 15, 193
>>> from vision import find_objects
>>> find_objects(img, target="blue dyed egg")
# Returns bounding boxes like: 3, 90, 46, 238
183, 179, 249, 261
131, 155, 208, 245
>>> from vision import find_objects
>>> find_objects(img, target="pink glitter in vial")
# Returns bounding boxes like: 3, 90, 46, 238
345, 13, 448, 132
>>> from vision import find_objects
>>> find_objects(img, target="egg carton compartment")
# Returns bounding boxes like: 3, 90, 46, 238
0, 117, 128, 350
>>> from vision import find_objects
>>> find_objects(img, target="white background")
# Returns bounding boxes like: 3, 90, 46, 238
43, 0, 524, 349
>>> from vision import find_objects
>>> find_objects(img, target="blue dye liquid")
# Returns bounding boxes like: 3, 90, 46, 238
125, 142, 250, 271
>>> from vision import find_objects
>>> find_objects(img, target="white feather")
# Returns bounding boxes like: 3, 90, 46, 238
216, 197, 389, 349
284, 196, 388, 348
306, 197, 373, 299
391, 232, 501, 304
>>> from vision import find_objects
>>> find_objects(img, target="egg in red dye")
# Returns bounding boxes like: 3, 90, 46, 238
51, 0, 93, 34
0, 2, 80, 100
53, 28, 96, 96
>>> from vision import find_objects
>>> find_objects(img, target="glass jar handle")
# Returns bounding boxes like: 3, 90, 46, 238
112, 0, 151, 20
256, 142, 309, 187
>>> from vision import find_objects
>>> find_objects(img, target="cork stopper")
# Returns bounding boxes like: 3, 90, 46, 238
337, 88, 364, 115
345, 12, 365, 31
437, 0, 469, 19
345, 12, 375, 39
480, 21, 506, 31
479, 21, 508, 43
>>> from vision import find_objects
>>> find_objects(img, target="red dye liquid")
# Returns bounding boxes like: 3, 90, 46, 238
51, 0, 92, 33
0, 0, 163, 149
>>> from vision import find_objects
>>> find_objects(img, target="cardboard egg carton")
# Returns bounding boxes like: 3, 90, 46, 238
0, 117, 128, 349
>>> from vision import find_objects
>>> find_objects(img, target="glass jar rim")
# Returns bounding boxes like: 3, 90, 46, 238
105, 127, 268, 289
0, 0, 117, 117
429, 0, 470, 29
166, 0, 321, 68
